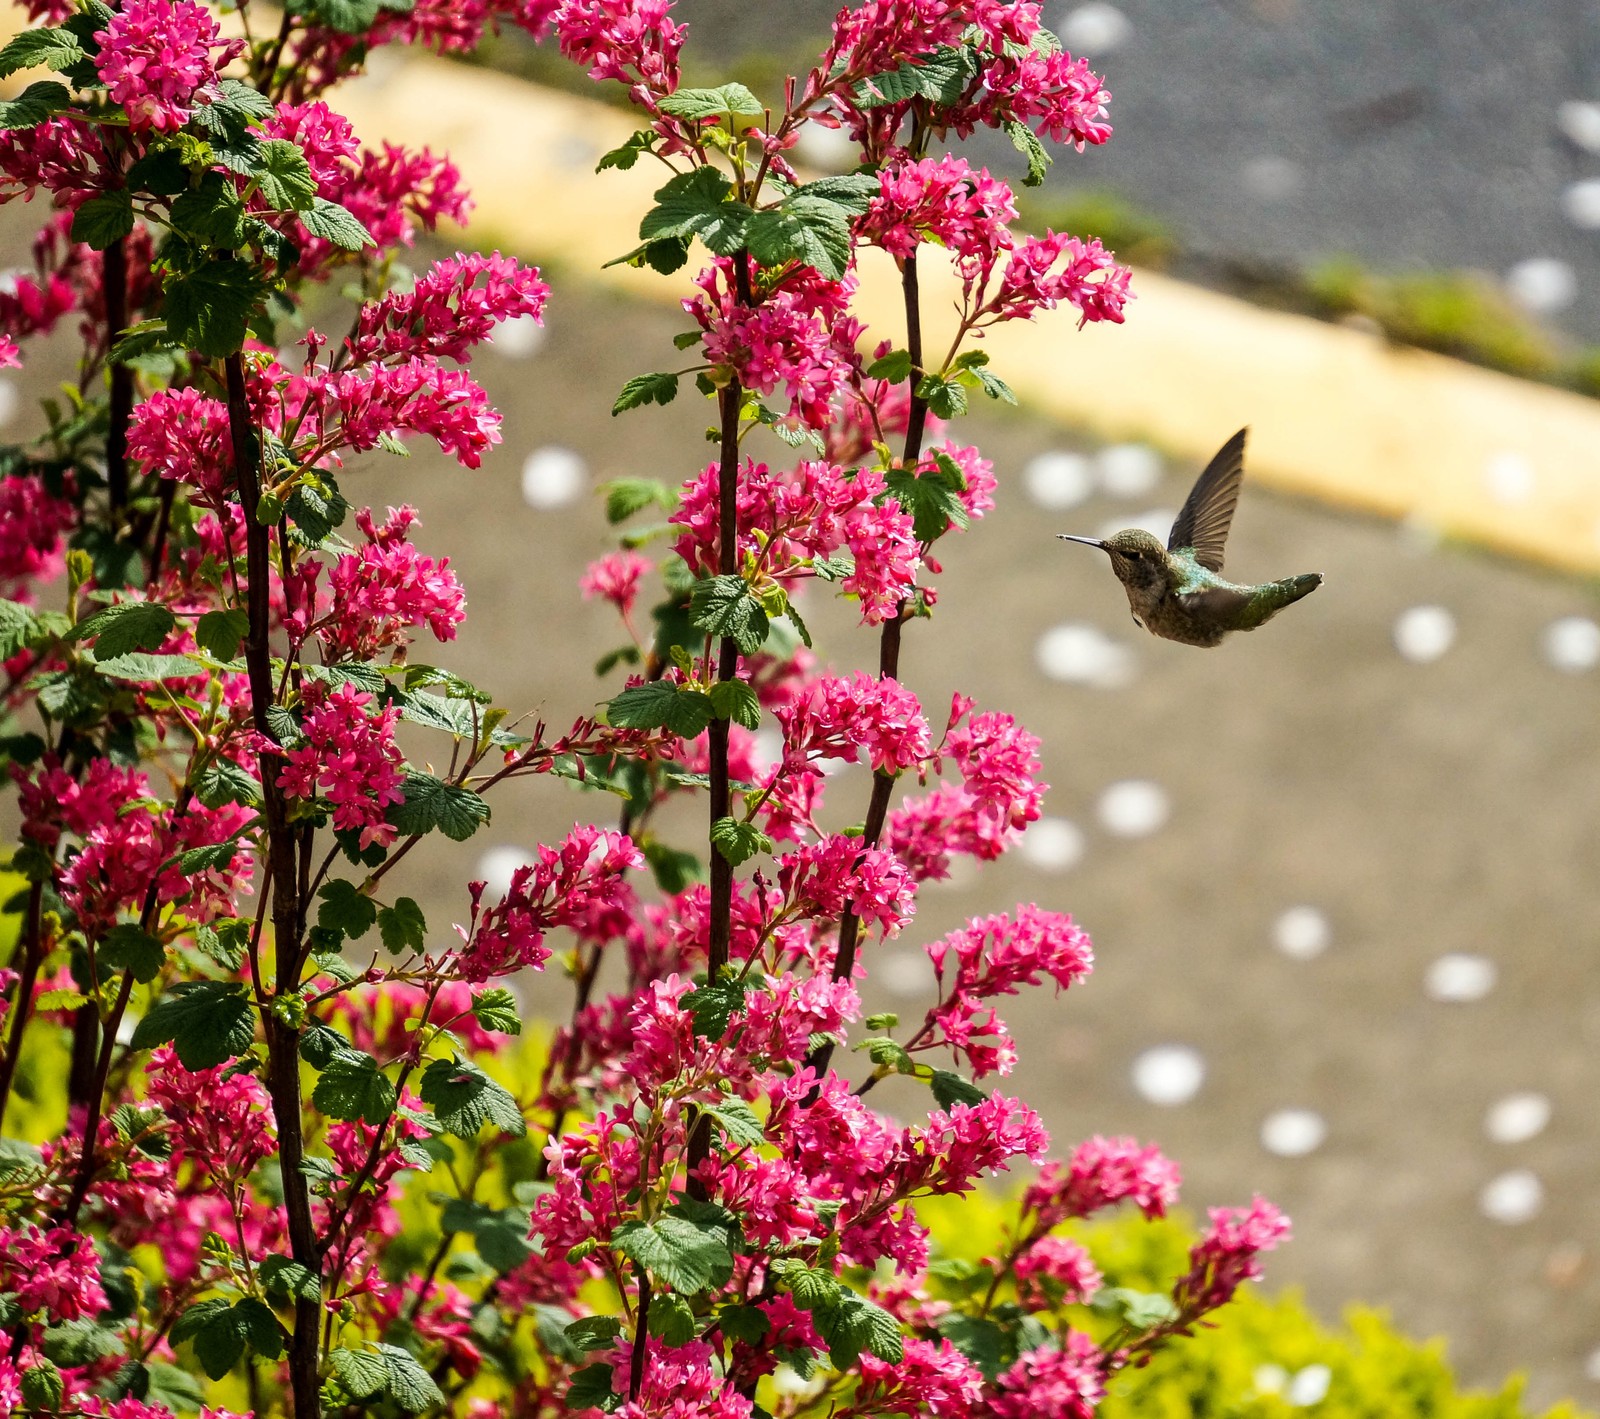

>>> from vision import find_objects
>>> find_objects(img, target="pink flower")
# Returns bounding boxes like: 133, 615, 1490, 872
0, 1223, 107, 1322
992, 1330, 1107, 1419
95, 0, 243, 132
553, 0, 685, 107
345, 251, 549, 365
777, 671, 930, 775
0, 473, 75, 601
1023, 1136, 1183, 1229
127, 386, 233, 506
309, 506, 468, 661
452, 824, 643, 981
777, 834, 916, 937
580, 550, 652, 618
859, 156, 1017, 264
987, 231, 1132, 328
146, 1047, 276, 1181
295, 358, 503, 468
277, 680, 406, 849
850, 1335, 984, 1415
1174, 1195, 1291, 1314
1014, 1234, 1102, 1309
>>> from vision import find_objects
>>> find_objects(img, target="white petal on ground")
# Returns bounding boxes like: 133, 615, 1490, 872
1479, 1169, 1544, 1225
1131, 1044, 1204, 1106
1098, 779, 1169, 837
521, 446, 587, 509
1393, 605, 1456, 663
1273, 905, 1331, 960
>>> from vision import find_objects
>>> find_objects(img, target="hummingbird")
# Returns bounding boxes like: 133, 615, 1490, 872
1058, 428, 1322, 648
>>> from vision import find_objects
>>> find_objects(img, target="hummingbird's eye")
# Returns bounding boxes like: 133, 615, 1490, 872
1124, 549, 1141, 560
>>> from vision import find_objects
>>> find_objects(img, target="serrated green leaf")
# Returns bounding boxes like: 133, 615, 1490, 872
0, 79, 70, 129
259, 1255, 321, 1302
318, 879, 377, 938
605, 682, 715, 739
601, 476, 675, 523
129, 982, 254, 1070
252, 138, 317, 211
0, 599, 36, 658
1005, 117, 1052, 187
377, 896, 427, 954
565, 1362, 621, 1412
709, 678, 761, 730
170, 177, 247, 246
689, 575, 769, 655
929, 1068, 986, 1109
419, 1057, 526, 1138
470, 986, 521, 1036
640, 839, 704, 895
935, 1312, 1007, 1380
658, 82, 765, 126
702, 1097, 764, 1148
175, 838, 242, 875
819, 1291, 903, 1368
772, 1259, 840, 1313
883, 464, 969, 543
613, 370, 679, 415
563, 1315, 622, 1352
100, 924, 165, 984
646, 1292, 697, 1344
746, 195, 852, 281
195, 608, 248, 660
299, 196, 372, 250
330, 1345, 387, 1400
195, 756, 261, 809
0, 27, 86, 79
596, 128, 655, 172
286, 475, 349, 542
163, 259, 264, 360
312, 1049, 396, 1126
71, 191, 134, 250
915, 372, 968, 420
681, 976, 748, 1041
853, 45, 977, 108
709, 815, 771, 867
638, 166, 749, 253
866, 348, 913, 382
72, 600, 175, 660
195, 917, 250, 970
388, 773, 489, 843
612, 1216, 734, 1296
94, 652, 202, 681
793, 172, 880, 214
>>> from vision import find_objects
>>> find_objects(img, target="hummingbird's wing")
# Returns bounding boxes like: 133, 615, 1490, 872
1167, 428, 1247, 573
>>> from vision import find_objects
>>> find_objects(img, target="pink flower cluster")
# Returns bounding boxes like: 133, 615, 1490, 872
777, 834, 916, 937
127, 386, 232, 506
777, 671, 930, 776
580, 549, 652, 618
1175, 1196, 1292, 1314
552, 0, 685, 105
672, 457, 919, 624
859, 156, 1018, 264
94, 0, 243, 132
277, 681, 406, 849
0, 1222, 107, 1322
452, 825, 644, 980
1024, 1135, 1184, 1229
0, 473, 75, 601
345, 251, 549, 365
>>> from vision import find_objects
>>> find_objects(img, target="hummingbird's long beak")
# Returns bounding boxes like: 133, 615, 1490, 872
1057, 535, 1107, 550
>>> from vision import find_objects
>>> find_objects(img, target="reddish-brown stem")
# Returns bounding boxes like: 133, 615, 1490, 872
803, 253, 927, 1085
0, 882, 45, 1135
102, 237, 132, 514
630, 1265, 653, 1401
225, 351, 319, 1418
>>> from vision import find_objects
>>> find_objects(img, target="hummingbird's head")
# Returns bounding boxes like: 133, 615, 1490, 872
1059, 528, 1169, 594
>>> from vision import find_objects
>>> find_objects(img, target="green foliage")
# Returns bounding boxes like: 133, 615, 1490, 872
1017, 187, 1176, 267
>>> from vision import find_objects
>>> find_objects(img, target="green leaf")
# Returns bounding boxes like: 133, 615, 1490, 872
163, 259, 264, 359
772, 1259, 840, 1313
71, 191, 135, 251
0, 27, 86, 79
195, 608, 248, 660
1005, 118, 1052, 187
1090, 1286, 1180, 1328
195, 757, 262, 809
195, 918, 250, 970
689, 575, 769, 655
929, 1069, 986, 1109
647, 1292, 697, 1344
209, 77, 276, 122
640, 839, 704, 895
0, 599, 36, 658
702, 1097, 764, 1148
853, 45, 978, 108
709, 679, 760, 730
596, 128, 655, 172
658, 82, 765, 126
612, 1215, 734, 1296
377, 896, 427, 954
810, 551, 855, 582
818, 1291, 903, 1368
253, 138, 317, 211
934, 1312, 1007, 1380
604, 682, 715, 739
602, 476, 675, 523
285, 474, 349, 542
21, 1356, 65, 1410
173, 1297, 284, 1380
259, 1256, 321, 1302
318, 879, 378, 938
793, 172, 879, 214
716, 1304, 770, 1346
0, 79, 70, 129
376, 1343, 443, 1412
41, 1319, 121, 1369
388, 773, 490, 843
143, 1362, 204, 1413
72, 600, 176, 660
612, 370, 680, 415
866, 348, 913, 382
169, 177, 247, 246
95, 652, 202, 682
563, 1315, 622, 1352
419, 1057, 526, 1138
883, 462, 969, 543
914, 371, 968, 420
638, 166, 749, 253
330, 1345, 388, 1400
439, 1197, 535, 1273
129, 982, 254, 1070
175, 838, 242, 875
470, 987, 521, 1036
299, 196, 372, 251
862, 1035, 915, 1073
565, 1363, 621, 1412
746, 196, 852, 281
709, 815, 771, 867
681, 976, 748, 1041
100, 924, 165, 984
312, 1049, 396, 1125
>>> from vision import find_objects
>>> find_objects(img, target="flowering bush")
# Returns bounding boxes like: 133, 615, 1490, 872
0, 1, 1282, 1417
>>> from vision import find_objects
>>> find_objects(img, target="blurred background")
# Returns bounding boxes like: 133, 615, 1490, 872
8, 0, 1600, 1409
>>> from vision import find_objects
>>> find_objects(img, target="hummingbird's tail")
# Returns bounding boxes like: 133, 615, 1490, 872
1241, 572, 1322, 631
